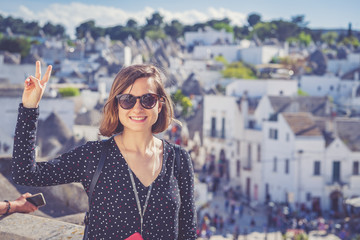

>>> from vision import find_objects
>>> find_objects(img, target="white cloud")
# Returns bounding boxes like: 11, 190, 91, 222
2, 3, 248, 38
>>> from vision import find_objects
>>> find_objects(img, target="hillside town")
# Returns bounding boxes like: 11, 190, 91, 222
0, 12, 360, 240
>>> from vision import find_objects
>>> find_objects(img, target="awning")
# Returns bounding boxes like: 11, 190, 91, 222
345, 197, 360, 207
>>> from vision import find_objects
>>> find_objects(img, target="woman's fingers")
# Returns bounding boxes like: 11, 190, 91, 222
22, 192, 32, 198
27, 76, 42, 90
41, 65, 52, 85
35, 61, 41, 79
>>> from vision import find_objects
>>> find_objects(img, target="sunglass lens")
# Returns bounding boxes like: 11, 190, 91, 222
141, 94, 157, 109
119, 95, 136, 109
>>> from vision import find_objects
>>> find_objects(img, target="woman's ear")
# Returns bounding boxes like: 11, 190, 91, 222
158, 102, 163, 113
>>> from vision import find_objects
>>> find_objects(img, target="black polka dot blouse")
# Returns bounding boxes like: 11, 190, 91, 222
12, 104, 197, 240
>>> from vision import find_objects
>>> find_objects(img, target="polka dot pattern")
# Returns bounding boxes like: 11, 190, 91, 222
12, 104, 197, 239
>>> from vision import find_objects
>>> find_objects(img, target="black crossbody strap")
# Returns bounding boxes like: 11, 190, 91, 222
84, 139, 109, 239
174, 144, 181, 179
88, 139, 109, 206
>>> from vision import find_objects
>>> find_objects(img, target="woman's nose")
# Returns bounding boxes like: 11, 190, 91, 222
132, 99, 144, 111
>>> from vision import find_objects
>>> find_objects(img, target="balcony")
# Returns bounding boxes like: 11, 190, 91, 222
205, 129, 225, 139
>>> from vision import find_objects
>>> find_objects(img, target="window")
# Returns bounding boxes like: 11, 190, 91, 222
353, 161, 359, 175
236, 160, 241, 177
273, 157, 277, 172
221, 118, 225, 138
330, 85, 334, 91
247, 144, 252, 169
257, 144, 261, 162
286, 133, 290, 142
317, 86, 321, 91
332, 161, 341, 183
314, 161, 321, 175
285, 159, 289, 174
269, 128, 278, 140
211, 117, 216, 137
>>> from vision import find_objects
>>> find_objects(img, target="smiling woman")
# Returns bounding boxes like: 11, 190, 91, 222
12, 62, 197, 240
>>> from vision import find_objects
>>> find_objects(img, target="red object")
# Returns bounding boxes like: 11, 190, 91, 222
125, 232, 144, 240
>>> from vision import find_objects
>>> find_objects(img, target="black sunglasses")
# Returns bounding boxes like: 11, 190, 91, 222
116, 93, 165, 109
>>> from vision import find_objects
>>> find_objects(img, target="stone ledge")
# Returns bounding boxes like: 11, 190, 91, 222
0, 213, 84, 240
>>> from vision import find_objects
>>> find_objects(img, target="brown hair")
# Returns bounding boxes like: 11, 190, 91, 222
99, 64, 174, 137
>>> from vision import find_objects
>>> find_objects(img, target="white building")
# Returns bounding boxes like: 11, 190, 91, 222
299, 74, 342, 98
299, 71, 360, 111
327, 52, 360, 75
192, 45, 242, 63
323, 118, 360, 213
226, 79, 298, 98
185, 27, 234, 47
202, 94, 263, 203
262, 112, 325, 211
238, 44, 288, 65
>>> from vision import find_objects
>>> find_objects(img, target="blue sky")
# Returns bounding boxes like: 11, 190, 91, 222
1, 0, 359, 38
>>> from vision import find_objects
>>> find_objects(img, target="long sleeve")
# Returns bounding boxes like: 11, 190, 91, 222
12, 103, 97, 187
177, 148, 197, 240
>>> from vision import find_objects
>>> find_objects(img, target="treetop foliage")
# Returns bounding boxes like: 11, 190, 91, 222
0, 11, 359, 55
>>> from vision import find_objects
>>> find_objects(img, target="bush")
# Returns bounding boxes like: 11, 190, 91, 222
58, 87, 80, 97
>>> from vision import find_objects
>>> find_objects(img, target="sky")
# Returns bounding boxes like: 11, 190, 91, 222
1, 0, 359, 38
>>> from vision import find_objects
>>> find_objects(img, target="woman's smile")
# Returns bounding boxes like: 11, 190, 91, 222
129, 116, 147, 122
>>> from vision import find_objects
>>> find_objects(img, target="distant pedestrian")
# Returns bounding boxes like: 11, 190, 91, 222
233, 226, 239, 240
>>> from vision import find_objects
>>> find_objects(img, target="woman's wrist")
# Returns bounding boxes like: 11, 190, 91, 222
9, 201, 17, 213
2, 200, 11, 215
22, 103, 38, 109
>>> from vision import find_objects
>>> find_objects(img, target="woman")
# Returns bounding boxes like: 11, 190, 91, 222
12, 61, 197, 239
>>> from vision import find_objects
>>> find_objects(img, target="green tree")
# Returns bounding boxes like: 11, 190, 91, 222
146, 12, 164, 27
164, 20, 184, 40
251, 22, 277, 41
0, 37, 31, 58
340, 36, 359, 48
272, 20, 300, 42
171, 90, 193, 118
24, 21, 40, 36
221, 61, 256, 79
43, 22, 65, 36
75, 20, 104, 39
145, 29, 166, 40
58, 87, 80, 97
233, 26, 249, 40
214, 55, 228, 65
106, 25, 140, 41
321, 31, 338, 46
298, 31, 312, 46
291, 15, 309, 28
126, 19, 138, 28
213, 22, 233, 33
247, 13, 261, 27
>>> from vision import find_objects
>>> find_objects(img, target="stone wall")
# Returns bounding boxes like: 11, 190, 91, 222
0, 213, 84, 239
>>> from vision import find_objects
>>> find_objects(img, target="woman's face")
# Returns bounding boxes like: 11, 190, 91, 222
118, 77, 163, 133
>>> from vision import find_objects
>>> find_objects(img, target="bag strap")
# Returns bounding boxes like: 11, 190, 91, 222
88, 139, 109, 206
84, 139, 110, 239
174, 143, 181, 179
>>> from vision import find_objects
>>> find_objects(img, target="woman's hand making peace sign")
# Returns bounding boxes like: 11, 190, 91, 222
22, 61, 52, 108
